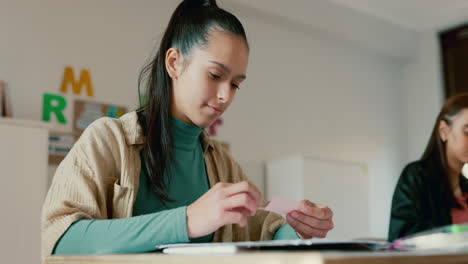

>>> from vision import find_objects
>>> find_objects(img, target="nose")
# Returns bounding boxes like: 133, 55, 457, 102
217, 83, 234, 103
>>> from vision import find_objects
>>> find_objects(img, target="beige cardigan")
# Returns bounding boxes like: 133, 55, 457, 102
41, 111, 285, 258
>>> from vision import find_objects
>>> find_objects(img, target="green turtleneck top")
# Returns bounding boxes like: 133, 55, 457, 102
53, 117, 297, 255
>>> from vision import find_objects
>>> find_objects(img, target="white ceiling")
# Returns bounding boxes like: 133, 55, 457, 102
227, 0, 468, 31
329, 0, 468, 31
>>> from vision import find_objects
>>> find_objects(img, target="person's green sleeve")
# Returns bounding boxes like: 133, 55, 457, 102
273, 223, 300, 240
53, 206, 189, 254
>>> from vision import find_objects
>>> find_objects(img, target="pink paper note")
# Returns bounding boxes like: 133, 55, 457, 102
262, 197, 300, 215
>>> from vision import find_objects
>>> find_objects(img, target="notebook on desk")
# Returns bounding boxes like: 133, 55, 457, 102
157, 239, 388, 255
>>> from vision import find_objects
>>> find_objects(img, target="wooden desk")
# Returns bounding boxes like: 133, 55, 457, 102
44, 250, 468, 264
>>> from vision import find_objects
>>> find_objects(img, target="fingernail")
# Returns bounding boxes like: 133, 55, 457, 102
292, 212, 299, 218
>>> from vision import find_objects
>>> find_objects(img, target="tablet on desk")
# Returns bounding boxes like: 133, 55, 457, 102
157, 239, 388, 255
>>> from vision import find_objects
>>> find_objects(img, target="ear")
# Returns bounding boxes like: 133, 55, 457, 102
165, 48, 184, 80
438, 120, 450, 143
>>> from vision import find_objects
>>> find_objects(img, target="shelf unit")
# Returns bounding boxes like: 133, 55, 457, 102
0, 117, 49, 264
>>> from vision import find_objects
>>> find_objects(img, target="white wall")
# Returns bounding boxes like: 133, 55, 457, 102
220, 3, 410, 238
0, 0, 433, 240
403, 31, 444, 162
0, 0, 181, 123
266, 156, 370, 240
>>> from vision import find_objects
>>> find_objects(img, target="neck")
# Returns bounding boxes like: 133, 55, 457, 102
171, 116, 202, 150
447, 155, 463, 196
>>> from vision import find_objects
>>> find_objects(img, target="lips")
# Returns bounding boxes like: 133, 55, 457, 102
209, 105, 223, 114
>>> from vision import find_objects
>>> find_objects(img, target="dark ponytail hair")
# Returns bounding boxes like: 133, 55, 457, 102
136, 0, 248, 204
421, 93, 468, 208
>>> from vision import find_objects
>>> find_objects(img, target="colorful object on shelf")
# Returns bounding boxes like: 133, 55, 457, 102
41, 66, 128, 162
42, 66, 127, 127
73, 99, 127, 134
42, 93, 67, 124
48, 134, 75, 156
208, 118, 223, 136
60, 66, 94, 97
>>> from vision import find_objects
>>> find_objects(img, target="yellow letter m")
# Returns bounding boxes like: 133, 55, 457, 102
60, 66, 94, 97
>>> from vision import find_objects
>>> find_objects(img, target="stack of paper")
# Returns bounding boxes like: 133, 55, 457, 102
390, 224, 468, 251
158, 239, 388, 255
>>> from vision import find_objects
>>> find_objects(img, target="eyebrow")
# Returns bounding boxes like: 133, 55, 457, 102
209, 61, 246, 80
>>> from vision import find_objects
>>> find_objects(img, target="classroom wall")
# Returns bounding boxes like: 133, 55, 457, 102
0, 0, 178, 122
404, 31, 447, 162
0, 0, 445, 239
221, 1, 412, 238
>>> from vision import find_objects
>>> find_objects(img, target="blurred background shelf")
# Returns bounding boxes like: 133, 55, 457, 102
47, 130, 80, 165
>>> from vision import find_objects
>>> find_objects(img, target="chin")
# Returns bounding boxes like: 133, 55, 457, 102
196, 117, 218, 129
198, 120, 214, 129
190, 111, 219, 128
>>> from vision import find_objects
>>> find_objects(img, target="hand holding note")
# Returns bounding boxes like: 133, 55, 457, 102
261, 197, 334, 239
187, 182, 333, 240
286, 200, 334, 239
186, 181, 262, 239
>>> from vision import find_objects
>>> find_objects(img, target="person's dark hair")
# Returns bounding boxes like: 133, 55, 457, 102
136, 0, 248, 204
421, 93, 468, 208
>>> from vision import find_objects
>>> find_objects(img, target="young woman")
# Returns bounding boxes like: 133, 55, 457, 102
389, 93, 468, 241
42, 0, 334, 256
